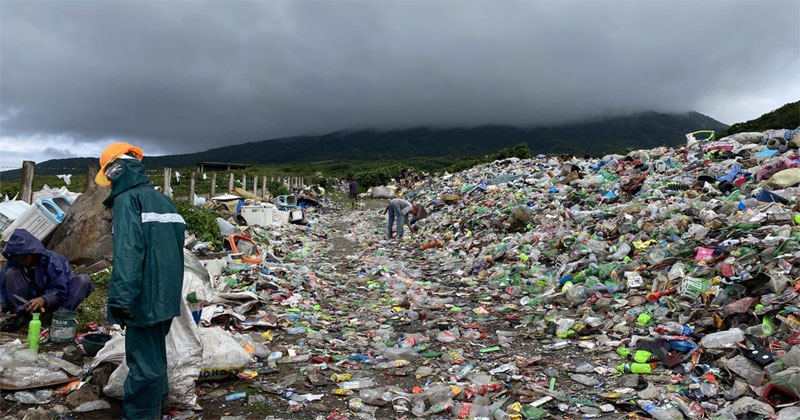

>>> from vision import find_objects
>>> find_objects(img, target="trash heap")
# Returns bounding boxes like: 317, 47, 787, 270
4, 127, 800, 420
351, 127, 800, 420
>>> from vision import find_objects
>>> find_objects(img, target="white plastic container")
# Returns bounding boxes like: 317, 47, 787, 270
274, 210, 290, 225
240, 206, 274, 227
2, 196, 73, 242
0, 201, 32, 234
289, 209, 304, 222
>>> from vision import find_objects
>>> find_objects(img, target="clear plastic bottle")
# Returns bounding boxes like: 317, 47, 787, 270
375, 360, 409, 369
411, 398, 426, 416
565, 285, 586, 304
339, 378, 377, 390
636, 400, 685, 420
384, 347, 418, 360
699, 328, 744, 349
648, 247, 669, 265
284, 326, 306, 335
358, 387, 385, 406
611, 243, 631, 260
469, 395, 491, 418
455, 363, 474, 380
555, 318, 576, 337
659, 322, 692, 335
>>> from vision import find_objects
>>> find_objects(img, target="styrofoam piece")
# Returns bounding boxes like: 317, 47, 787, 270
0, 201, 32, 234
240, 206, 274, 227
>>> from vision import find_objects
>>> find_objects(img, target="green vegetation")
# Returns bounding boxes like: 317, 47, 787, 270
177, 205, 224, 249
0, 173, 88, 201
719, 100, 799, 137
488, 143, 531, 161
76, 270, 110, 332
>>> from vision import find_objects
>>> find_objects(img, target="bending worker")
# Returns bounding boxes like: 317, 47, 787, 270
96, 143, 185, 420
0, 229, 95, 332
384, 197, 420, 239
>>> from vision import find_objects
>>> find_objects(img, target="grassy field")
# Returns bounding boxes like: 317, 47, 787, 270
0, 144, 530, 201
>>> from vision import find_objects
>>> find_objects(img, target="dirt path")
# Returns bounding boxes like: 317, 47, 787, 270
4, 203, 623, 420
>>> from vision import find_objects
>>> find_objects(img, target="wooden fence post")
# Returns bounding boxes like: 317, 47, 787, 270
164, 168, 172, 198
189, 171, 196, 205
85, 164, 98, 192
241, 174, 246, 191
228, 173, 234, 191
20, 161, 35, 204
262, 176, 267, 196
210, 172, 217, 197
253, 175, 259, 196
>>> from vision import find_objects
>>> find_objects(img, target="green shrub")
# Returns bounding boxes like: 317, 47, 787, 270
355, 164, 403, 189
177, 205, 223, 249
264, 180, 290, 197
488, 143, 531, 161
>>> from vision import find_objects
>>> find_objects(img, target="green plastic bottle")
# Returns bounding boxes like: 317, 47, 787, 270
27, 312, 41, 352
617, 363, 652, 374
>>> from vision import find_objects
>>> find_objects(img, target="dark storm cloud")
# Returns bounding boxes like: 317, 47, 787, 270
1, 1, 798, 158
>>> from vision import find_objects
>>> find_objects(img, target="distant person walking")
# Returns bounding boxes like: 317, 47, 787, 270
347, 176, 358, 210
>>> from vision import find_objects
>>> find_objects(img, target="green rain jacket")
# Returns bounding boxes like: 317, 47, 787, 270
103, 159, 185, 327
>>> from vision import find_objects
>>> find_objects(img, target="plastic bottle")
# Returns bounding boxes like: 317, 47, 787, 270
611, 243, 631, 260
348, 398, 365, 412
267, 351, 282, 368
699, 328, 744, 349
565, 285, 587, 304
617, 363, 652, 374
647, 247, 669, 265
284, 326, 306, 335
27, 313, 41, 352
456, 363, 474, 380
331, 373, 352, 382
555, 318, 576, 338
339, 378, 377, 390
384, 347, 418, 360
668, 340, 695, 352
489, 396, 511, 420
469, 395, 491, 418
376, 360, 409, 369
453, 402, 473, 419
411, 398, 426, 416
658, 322, 692, 336
358, 388, 386, 406
636, 400, 685, 420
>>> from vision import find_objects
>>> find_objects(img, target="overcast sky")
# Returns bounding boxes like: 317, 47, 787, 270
1, 1, 798, 169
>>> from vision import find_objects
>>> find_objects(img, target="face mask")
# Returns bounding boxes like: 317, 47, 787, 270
104, 160, 124, 180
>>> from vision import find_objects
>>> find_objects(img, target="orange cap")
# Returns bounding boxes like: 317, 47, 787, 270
95, 142, 143, 186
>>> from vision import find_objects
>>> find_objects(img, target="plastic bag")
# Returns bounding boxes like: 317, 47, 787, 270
12, 390, 52, 405
99, 260, 204, 409
767, 168, 800, 187
371, 186, 396, 199
198, 327, 254, 380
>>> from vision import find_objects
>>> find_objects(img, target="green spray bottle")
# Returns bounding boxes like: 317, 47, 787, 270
27, 312, 41, 352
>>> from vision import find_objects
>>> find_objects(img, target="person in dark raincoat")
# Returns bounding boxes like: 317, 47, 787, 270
0, 229, 95, 331
96, 143, 185, 420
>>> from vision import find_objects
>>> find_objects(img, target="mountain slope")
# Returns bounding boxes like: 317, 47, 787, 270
719, 100, 799, 137
2, 111, 726, 178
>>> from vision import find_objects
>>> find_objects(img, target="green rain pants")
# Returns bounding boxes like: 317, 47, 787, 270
123, 319, 172, 420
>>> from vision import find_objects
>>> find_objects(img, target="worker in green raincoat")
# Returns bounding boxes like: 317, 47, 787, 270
96, 143, 185, 420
